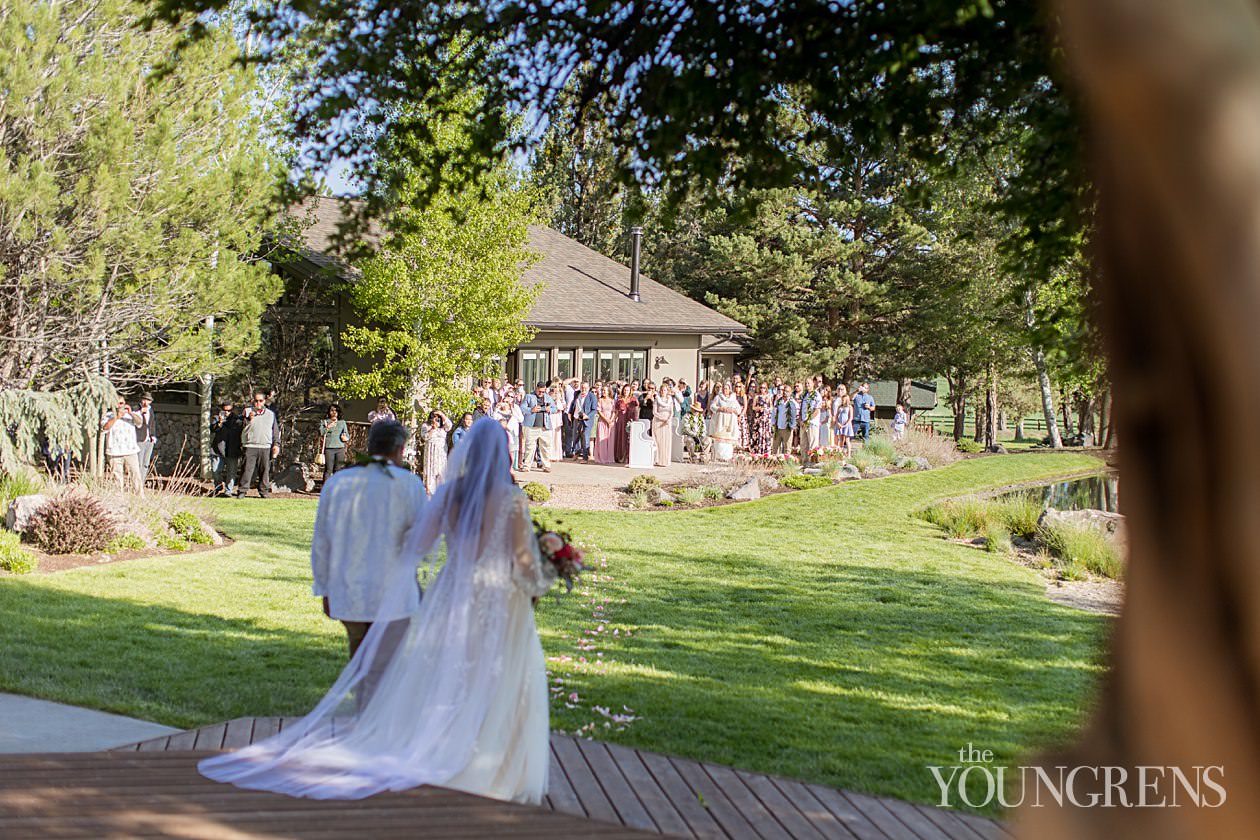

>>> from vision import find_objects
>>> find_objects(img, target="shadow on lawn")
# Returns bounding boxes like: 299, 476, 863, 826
0, 583, 344, 729
558, 545, 1109, 810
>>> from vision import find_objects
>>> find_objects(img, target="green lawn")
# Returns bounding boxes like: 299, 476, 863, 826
0, 452, 1109, 811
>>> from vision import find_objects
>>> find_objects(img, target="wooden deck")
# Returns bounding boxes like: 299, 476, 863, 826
115, 719, 1010, 840
0, 751, 654, 839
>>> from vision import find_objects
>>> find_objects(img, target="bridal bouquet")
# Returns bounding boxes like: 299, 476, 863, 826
535, 522, 585, 593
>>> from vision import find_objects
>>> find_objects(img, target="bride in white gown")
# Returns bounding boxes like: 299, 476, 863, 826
199, 418, 557, 804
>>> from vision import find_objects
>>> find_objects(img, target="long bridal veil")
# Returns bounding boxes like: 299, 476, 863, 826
199, 418, 522, 799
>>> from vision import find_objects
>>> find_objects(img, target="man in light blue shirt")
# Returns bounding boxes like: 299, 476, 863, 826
852, 382, 875, 443
520, 382, 557, 471
772, 390, 797, 455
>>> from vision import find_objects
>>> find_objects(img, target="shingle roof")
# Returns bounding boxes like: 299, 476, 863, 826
282, 197, 747, 335
521, 226, 747, 334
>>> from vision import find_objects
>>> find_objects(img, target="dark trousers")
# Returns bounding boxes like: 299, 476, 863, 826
212, 453, 239, 495
853, 420, 870, 442
572, 421, 591, 458
341, 618, 409, 711
238, 447, 272, 497
323, 447, 347, 480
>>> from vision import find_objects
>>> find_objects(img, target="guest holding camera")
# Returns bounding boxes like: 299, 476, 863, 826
237, 391, 280, 498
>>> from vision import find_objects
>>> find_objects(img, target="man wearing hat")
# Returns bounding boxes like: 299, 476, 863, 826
210, 399, 244, 496
682, 398, 710, 462
135, 392, 158, 479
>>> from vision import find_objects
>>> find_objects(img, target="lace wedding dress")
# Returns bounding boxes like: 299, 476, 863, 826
199, 419, 556, 804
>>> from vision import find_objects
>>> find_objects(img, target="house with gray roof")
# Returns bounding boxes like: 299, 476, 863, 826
279, 198, 748, 417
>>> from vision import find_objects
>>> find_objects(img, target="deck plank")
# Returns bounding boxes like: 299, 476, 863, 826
669, 756, 761, 840
700, 763, 794, 839
735, 771, 828, 840
805, 783, 897, 840
605, 742, 694, 838
841, 792, 922, 840
768, 778, 861, 840
574, 737, 660, 832
547, 745, 586, 817
550, 735, 621, 825
910, 805, 989, 840
636, 750, 727, 839
191, 722, 227, 751
220, 717, 256, 750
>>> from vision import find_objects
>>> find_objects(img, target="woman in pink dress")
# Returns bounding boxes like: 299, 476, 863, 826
594, 386, 617, 464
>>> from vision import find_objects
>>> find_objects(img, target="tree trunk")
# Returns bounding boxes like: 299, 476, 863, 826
1060, 386, 1074, 437
1016, 418, 1026, 440
897, 377, 913, 418
1025, 288, 1063, 448
1101, 387, 1116, 448
998, 409, 1007, 433
984, 359, 998, 449
1023, 1, 1260, 835
950, 373, 967, 441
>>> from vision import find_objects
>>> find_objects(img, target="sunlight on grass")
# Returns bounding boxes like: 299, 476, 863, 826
0, 451, 1109, 813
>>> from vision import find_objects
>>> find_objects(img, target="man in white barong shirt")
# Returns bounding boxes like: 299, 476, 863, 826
311, 421, 428, 701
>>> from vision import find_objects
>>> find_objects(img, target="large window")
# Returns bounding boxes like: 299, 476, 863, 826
519, 350, 549, 389
556, 350, 574, 380
581, 351, 596, 382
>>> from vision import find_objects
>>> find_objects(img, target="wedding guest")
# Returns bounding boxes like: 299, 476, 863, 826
819, 385, 833, 450
594, 386, 617, 464
709, 382, 741, 462
734, 382, 750, 451
421, 409, 452, 494
613, 384, 639, 464
771, 376, 783, 397
102, 396, 144, 494
682, 399, 709, 461
451, 412, 475, 449
640, 380, 656, 426
892, 403, 909, 441
494, 397, 524, 470
368, 397, 397, 426
569, 381, 598, 461
135, 392, 157, 478
653, 381, 676, 466
799, 380, 823, 461
210, 399, 244, 496
547, 384, 564, 459
520, 382, 557, 472
320, 404, 350, 479
772, 388, 797, 455
237, 392, 280, 499
677, 378, 692, 417
833, 390, 854, 458
850, 382, 873, 442
750, 382, 774, 455
695, 380, 711, 414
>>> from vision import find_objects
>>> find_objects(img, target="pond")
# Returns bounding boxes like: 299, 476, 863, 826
1002, 472, 1120, 513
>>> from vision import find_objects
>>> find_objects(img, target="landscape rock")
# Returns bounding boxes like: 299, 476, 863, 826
727, 478, 761, 501
863, 467, 891, 478
197, 516, 225, 546
1038, 508, 1127, 544
802, 467, 824, 476
987, 445, 1009, 454
274, 464, 314, 493
838, 464, 862, 480
5, 494, 50, 533
895, 457, 931, 471
758, 475, 781, 492
650, 487, 675, 505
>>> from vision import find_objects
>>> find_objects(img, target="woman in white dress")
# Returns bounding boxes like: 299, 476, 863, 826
420, 409, 452, 495
199, 418, 557, 804
709, 382, 741, 462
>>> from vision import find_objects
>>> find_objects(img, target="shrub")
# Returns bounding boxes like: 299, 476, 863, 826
0, 531, 37, 574
627, 490, 652, 509
658, 498, 675, 508
674, 487, 705, 505
522, 482, 551, 503
627, 475, 661, 494
919, 499, 990, 539
848, 447, 887, 473
105, 533, 147, 552
892, 428, 960, 467
1036, 522, 1124, 579
817, 460, 845, 480
983, 521, 1011, 554
781, 474, 832, 490
169, 511, 214, 545
995, 496, 1042, 540
699, 485, 725, 500
0, 469, 44, 505
956, 438, 984, 454
862, 437, 897, 462
774, 460, 803, 478
27, 493, 117, 554
156, 533, 191, 552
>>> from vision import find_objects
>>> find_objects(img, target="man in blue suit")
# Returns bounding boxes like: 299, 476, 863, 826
567, 381, 599, 461
520, 382, 557, 472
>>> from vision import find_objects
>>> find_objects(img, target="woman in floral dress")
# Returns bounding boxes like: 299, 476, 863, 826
750, 382, 774, 455
734, 383, 750, 452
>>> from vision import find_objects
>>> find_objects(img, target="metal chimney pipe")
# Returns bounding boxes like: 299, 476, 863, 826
629, 226, 643, 302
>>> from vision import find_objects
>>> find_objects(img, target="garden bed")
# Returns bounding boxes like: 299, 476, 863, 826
23, 538, 232, 574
